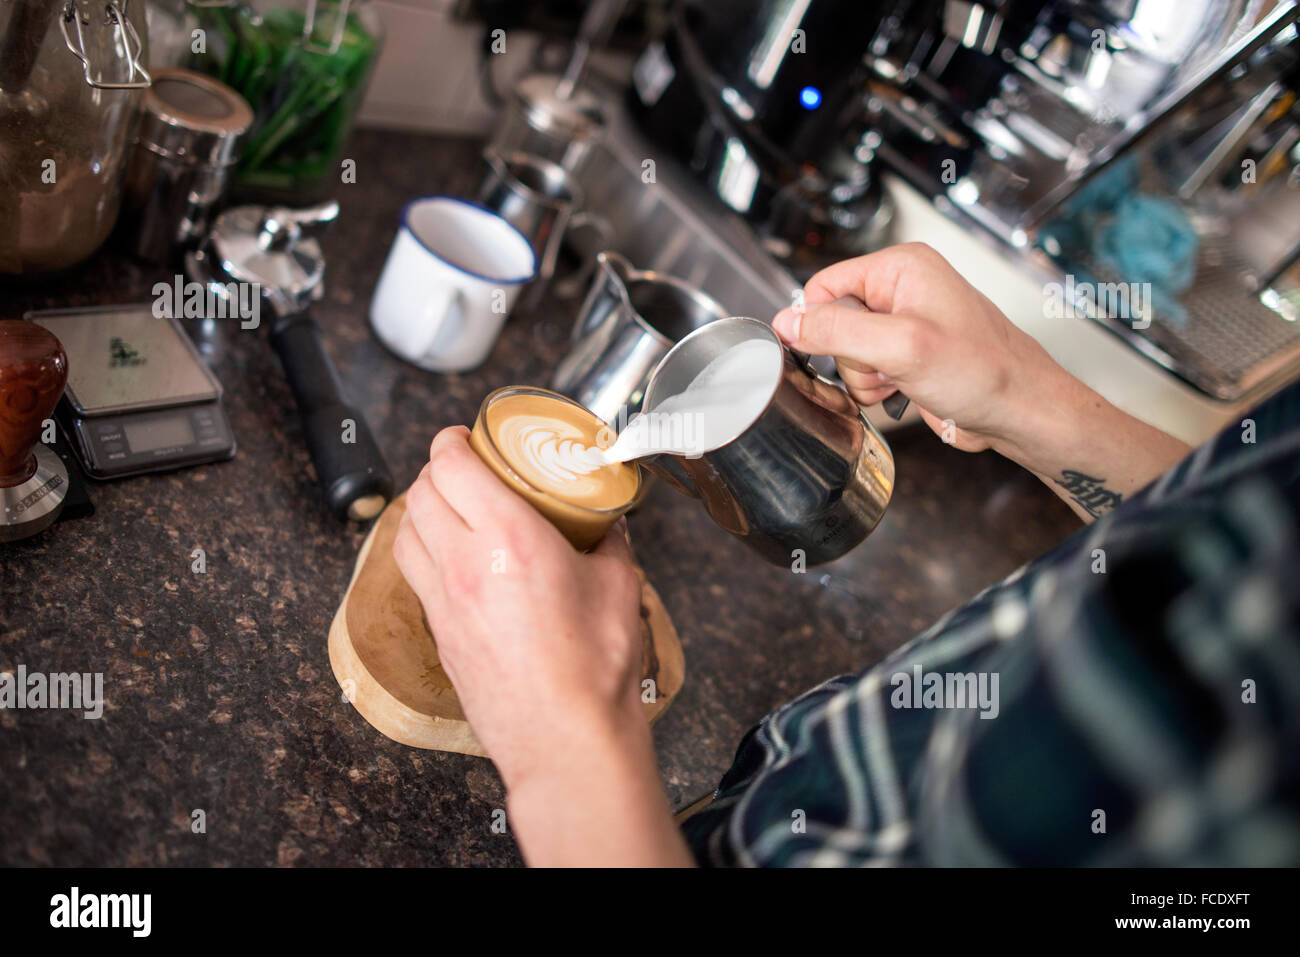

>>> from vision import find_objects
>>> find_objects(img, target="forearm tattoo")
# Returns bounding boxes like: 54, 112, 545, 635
1057, 469, 1123, 518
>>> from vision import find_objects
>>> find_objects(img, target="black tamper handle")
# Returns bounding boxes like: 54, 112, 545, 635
830, 295, 911, 420
269, 311, 393, 522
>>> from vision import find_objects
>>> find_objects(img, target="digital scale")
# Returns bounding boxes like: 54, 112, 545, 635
27, 305, 236, 480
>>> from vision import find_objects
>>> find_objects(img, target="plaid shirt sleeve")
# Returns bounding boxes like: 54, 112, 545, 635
680, 380, 1300, 866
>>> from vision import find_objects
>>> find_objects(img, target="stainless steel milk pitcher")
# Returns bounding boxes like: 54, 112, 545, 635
551, 250, 728, 425
639, 317, 895, 566
476, 148, 581, 282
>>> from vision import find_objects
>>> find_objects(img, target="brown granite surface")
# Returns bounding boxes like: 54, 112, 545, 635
0, 130, 1081, 866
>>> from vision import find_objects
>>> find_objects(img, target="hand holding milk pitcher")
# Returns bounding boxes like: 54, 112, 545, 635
369, 129, 895, 564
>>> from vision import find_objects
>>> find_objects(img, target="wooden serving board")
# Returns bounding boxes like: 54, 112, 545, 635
328, 495, 685, 757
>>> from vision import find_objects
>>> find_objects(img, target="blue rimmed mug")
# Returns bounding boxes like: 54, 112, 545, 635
369, 196, 537, 372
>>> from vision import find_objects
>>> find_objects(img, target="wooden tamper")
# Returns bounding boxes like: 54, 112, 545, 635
0, 320, 70, 542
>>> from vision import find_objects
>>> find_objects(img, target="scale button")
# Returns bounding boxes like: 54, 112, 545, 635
101, 440, 126, 454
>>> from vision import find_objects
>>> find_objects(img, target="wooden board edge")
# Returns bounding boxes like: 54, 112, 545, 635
329, 593, 489, 756
327, 497, 684, 756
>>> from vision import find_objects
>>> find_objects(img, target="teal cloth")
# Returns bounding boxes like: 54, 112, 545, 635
1093, 194, 1199, 294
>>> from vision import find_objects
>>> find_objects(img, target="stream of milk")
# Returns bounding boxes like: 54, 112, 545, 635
594, 337, 782, 464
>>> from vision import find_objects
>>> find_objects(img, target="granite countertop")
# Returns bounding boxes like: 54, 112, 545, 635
0, 130, 1081, 866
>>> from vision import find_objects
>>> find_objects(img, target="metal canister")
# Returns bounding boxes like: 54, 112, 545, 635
551, 251, 730, 426
121, 67, 252, 263
489, 72, 608, 174
476, 148, 583, 283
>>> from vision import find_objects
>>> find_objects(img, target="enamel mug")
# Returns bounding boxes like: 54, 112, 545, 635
369, 196, 537, 372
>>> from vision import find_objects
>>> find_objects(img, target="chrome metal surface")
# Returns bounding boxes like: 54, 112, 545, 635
551, 251, 729, 426
858, 0, 1300, 403
861, 0, 1270, 242
641, 317, 894, 567
490, 72, 607, 174
1022, 1, 1298, 229
201, 201, 337, 312
476, 149, 582, 282
570, 99, 802, 328
563, 95, 916, 413
123, 68, 253, 263
132, 68, 253, 168
60, 0, 151, 90
0, 445, 68, 543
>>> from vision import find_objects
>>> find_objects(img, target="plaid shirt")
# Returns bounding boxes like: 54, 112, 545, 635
681, 380, 1300, 866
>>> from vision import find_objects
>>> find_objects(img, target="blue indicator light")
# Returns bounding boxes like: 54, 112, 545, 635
799, 86, 822, 109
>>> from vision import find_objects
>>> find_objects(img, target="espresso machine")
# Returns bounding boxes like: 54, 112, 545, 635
628, 0, 897, 272
625, 0, 1300, 404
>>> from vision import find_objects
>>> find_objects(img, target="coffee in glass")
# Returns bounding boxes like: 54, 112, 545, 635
469, 386, 641, 549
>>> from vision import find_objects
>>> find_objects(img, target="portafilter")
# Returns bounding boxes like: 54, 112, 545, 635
186, 201, 394, 522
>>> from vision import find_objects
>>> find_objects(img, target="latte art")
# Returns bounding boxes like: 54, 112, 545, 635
482, 395, 640, 511
517, 424, 606, 484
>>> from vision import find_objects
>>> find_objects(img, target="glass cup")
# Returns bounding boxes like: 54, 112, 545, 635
468, 386, 642, 550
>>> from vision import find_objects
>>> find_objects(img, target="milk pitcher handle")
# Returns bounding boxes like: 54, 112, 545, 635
792, 296, 911, 421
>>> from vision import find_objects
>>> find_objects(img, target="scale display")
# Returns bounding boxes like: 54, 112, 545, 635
28, 305, 236, 479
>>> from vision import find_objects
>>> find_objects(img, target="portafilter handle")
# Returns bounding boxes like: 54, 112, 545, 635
268, 309, 393, 522
190, 201, 394, 523
252, 203, 393, 522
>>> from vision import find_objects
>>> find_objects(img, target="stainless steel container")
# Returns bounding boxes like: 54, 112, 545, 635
489, 72, 607, 174
640, 316, 895, 567
476, 148, 582, 283
121, 67, 252, 263
551, 250, 728, 426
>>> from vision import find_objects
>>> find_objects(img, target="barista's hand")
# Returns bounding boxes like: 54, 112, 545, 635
393, 427, 692, 865
772, 242, 1066, 455
393, 427, 643, 788
772, 243, 1191, 523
